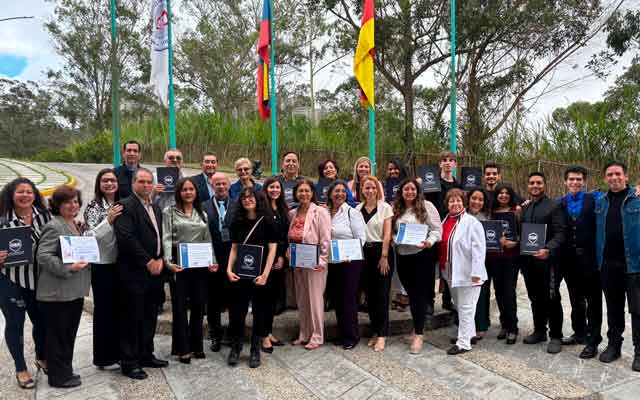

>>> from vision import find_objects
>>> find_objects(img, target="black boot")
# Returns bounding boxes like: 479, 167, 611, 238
599, 343, 622, 363
249, 338, 261, 368
579, 344, 598, 359
227, 342, 241, 367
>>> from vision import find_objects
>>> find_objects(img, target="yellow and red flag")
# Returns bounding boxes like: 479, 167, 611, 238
257, 0, 272, 120
354, 0, 375, 108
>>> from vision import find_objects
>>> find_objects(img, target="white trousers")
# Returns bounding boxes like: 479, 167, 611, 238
451, 285, 482, 350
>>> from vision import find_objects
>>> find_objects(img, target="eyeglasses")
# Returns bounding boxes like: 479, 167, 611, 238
237, 167, 250, 172
168, 156, 182, 161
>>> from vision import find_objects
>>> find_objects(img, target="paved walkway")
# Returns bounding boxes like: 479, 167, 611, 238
0, 159, 71, 194
1, 281, 639, 400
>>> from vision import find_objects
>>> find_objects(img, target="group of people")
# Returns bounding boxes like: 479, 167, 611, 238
1, 141, 640, 391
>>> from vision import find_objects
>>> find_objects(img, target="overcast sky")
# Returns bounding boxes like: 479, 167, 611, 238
1, 0, 637, 122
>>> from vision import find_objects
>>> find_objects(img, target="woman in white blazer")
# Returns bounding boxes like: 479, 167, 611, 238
438, 189, 487, 355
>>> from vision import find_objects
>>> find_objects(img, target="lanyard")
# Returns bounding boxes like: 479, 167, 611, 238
212, 197, 227, 232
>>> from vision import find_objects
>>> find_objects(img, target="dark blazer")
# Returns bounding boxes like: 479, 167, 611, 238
114, 194, 163, 291
521, 195, 567, 258
558, 192, 597, 269
191, 173, 212, 202
114, 164, 140, 200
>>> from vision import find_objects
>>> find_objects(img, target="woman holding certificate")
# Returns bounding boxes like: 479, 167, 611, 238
260, 177, 290, 353
83, 168, 123, 369
162, 177, 217, 364
226, 187, 277, 368
0, 178, 51, 389
36, 186, 90, 388
439, 189, 487, 355
356, 176, 394, 352
392, 179, 442, 354
488, 184, 522, 344
326, 180, 366, 350
288, 179, 331, 350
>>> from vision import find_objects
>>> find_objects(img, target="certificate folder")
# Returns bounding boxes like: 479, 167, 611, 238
492, 212, 517, 241
481, 220, 503, 252
330, 239, 363, 263
384, 178, 401, 204
315, 178, 331, 204
235, 244, 263, 279
461, 167, 482, 190
0, 226, 32, 266
417, 165, 441, 193
289, 243, 318, 268
157, 167, 180, 192
520, 223, 547, 255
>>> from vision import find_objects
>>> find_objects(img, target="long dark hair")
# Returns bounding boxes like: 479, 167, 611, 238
467, 188, 489, 214
492, 183, 518, 209
173, 177, 205, 221
232, 186, 271, 224
93, 168, 120, 205
0, 177, 48, 219
388, 158, 409, 180
392, 179, 428, 227
262, 177, 289, 222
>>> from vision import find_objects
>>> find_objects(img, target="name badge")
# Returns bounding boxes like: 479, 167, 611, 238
221, 227, 231, 242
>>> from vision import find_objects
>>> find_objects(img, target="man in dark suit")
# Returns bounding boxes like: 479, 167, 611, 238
114, 168, 168, 380
520, 171, 567, 354
557, 166, 602, 359
191, 152, 218, 203
114, 140, 143, 199
203, 172, 236, 352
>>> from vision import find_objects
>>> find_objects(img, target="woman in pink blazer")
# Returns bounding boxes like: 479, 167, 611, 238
287, 179, 331, 350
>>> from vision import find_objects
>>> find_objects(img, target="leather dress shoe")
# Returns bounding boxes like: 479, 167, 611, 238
249, 347, 261, 368
579, 345, 598, 359
547, 338, 562, 354
523, 332, 547, 344
122, 367, 148, 380
343, 343, 356, 350
50, 376, 82, 388
261, 345, 274, 354
210, 338, 222, 352
497, 329, 507, 340
599, 344, 622, 363
227, 347, 241, 366
141, 356, 169, 368
505, 333, 518, 345
193, 351, 206, 359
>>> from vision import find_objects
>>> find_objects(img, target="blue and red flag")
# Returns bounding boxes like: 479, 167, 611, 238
257, 0, 272, 120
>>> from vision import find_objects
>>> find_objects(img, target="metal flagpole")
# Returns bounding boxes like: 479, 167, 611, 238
167, 0, 177, 149
110, 0, 121, 166
450, 0, 457, 156
269, 0, 278, 176
369, 106, 375, 175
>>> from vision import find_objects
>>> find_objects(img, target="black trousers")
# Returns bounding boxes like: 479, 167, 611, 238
601, 260, 640, 349
487, 257, 520, 334
362, 243, 394, 337
396, 249, 435, 335
328, 260, 364, 346
119, 280, 162, 370
41, 299, 83, 386
207, 254, 229, 341
91, 263, 120, 367
521, 259, 563, 339
228, 279, 267, 349
169, 269, 208, 356
264, 266, 285, 335
560, 254, 602, 346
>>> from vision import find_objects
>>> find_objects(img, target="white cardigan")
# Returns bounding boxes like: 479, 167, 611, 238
447, 213, 487, 288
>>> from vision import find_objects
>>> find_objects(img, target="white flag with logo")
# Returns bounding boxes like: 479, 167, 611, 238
150, 0, 169, 106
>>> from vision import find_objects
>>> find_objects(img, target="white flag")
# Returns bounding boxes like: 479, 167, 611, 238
150, 0, 169, 106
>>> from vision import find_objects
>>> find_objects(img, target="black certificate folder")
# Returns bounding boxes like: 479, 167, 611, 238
0, 226, 33, 266
417, 166, 441, 193
481, 220, 503, 252
235, 244, 263, 279
520, 223, 547, 255
157, 167, 180, 192
461, 167, 482, 190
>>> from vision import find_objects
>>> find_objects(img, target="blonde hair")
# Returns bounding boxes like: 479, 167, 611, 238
234, 157, 252, 171
352, 156, 373, 184
360, 176, 383, 202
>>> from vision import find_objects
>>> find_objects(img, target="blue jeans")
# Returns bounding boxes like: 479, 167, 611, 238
0, 275, 45, 372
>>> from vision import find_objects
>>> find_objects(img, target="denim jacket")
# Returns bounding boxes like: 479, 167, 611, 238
595, 186, 640, 273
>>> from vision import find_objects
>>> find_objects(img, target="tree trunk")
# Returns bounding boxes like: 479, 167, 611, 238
403, 86, 415, 153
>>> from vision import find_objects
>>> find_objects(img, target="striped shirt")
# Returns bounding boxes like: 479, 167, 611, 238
1, 207, 52, 290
